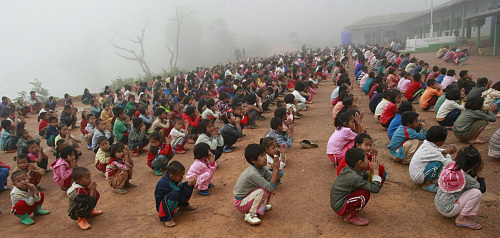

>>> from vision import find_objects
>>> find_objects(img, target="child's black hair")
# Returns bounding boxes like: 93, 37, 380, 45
445, 88, 461, 101
270, 117, 283, 130
97, 136, 108, 146
15, 154, 29, 163
444, 84, 457, 92
440, 67, 447, 74
459, 70, 468, 78
447, 69, 456, 76
432, 66, 439, 72
260, 137, 277, 150
397, 101, 413, 114
401, 111, 419, 126
115, 107, 125, 117
110, 143, 125, 158
61, 145, 77, 160
220, 112, 231, 124
138, 106, 147, 115
11, 171, 27, 182
345, 147, 366, 168
1, 120, 11, 130
244, 144, 265, 165
72, 167, 89, 182
453, 146, 481, 172
219, 92, 228, 101
388, 90, 402, 103
246, 94, 257, 105
354, 133, 372, 146
413, 73, 422, 82
334, 112, 352, 129
155, 107, 166, 117
205, 99, 215, 109
26, 140, 37, 151
427, 79, 436, 86
476, 77, 489, 88
284, 94, 295, 104
198, 119, 212, 135
166, 161, 185, 175
149, 132, 162, 142
49, 116, 58, 123
132, 117, 143, 128
193, 143, 210, 160
492, 81, 500, 91
426, 126, 448, 143
86, 113, 95, 121
376, 84, 386, 93
464, 96, 484, 110
274, 107, 287, 119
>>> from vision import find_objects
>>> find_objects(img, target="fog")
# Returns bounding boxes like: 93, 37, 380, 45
0, 0, 450, 99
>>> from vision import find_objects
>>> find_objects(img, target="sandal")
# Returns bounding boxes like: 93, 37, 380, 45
164, 220, 177, 227
114, 188, 128, 194
456, 222, 482, 230
469, 139, 485, 144
422, 184, 438, 193
125, 182, 137, 187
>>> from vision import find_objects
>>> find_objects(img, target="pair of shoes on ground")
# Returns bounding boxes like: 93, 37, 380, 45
244, 205, 272, 225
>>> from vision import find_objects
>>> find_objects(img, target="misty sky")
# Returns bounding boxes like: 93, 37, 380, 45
0, 0, 450, 99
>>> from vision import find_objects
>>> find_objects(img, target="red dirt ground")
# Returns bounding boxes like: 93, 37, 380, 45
1, 52, 499, 237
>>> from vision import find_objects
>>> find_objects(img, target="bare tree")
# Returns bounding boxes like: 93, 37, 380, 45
109, 19, 152, 76
166, 5, 196, 69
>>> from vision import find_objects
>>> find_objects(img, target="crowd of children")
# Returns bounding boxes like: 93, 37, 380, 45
0, 44, 496, 232
324, 44, 494, 230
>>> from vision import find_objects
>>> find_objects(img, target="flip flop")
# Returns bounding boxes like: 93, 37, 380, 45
469, 139, 485, 144
422, 184, 438, 193
456, 222, 482, 230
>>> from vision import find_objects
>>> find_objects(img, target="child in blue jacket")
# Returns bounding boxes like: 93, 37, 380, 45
154, 161, 197, 227
388, 111, 427, 165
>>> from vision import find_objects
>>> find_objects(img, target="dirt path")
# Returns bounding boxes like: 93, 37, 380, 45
1, 52, 499, 237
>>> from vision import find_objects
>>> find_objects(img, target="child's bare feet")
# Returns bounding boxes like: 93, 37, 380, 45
165, 220, 177, 227
91, 209, 103, 216
179, 204, 197, 211
78, 218, 91, 230
344, 211, 369, 226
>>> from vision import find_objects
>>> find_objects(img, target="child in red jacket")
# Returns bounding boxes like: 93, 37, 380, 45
182, 106, 201, 143
147, 132, 174, 176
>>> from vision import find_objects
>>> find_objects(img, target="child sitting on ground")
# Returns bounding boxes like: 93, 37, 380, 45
38, 112, 50, 138
50, 146, 78, 190
453, 96, 497, 144
330, 147, 381, 226
195, 119, 225, 161
55, 125, 82, 156
45, 116, 59, 150
128, 117, 149, 156
186, 143, 216, 196
13, 154, 45, 191
327, 112, 362, 165
374, 90, 390, 119
16, 129, 41, 157
468, 77, 490, 99
91, 119, 113, 153
420, 79, 443, 111
138, 106, 154, 130
233, 144, 281, 225
436, 88, 464, 127
405, 73, 425, 103
266, 117, 294, 149
84, 114, 96, 150
106, 143, 135, 194
1, 119, 18, 153
0, 160, 10, 191
89, 100, 102, 118
154, 160, 197, 227
94, 136, 111, 174
388, 111, 427, 165
113, 107, 130, 144
67, 167, 103, 230
435, 146, 485, 230
10, 171, 50, 225
410, 126, 458, 193
262, 137, 286, 179
388, 102, 414, 140
243, 94, 263, 129
148, 132, 174, 176
26, 141, 50, 172
182, 106, 202, 141
101, 102, 113, 125
201, 99, 220, 121
368, 84, 386, 114
170, 118, 190, 154
336, 133, 385, 182
219, 112, 242, 153
380, 90, 402, 128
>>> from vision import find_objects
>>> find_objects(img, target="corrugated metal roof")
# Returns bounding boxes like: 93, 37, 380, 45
345, 11, 425, 29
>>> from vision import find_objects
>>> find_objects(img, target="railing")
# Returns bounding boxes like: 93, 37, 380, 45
406, 36, 457, 51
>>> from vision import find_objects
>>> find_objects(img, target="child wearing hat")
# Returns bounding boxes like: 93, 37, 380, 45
434, 146, 485, 230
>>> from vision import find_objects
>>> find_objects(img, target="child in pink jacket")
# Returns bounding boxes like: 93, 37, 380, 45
185, 143, 216, 196
50, 146, 77, 190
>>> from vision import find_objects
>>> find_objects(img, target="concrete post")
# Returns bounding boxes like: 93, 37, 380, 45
495, 15, 499, 56
461, 4, 466, 38
476, 19, 481, 48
